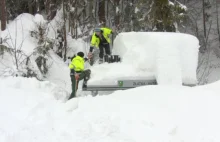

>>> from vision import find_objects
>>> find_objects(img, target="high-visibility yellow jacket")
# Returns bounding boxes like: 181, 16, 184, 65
69, 55, 84, 71
90, 27, 112, 48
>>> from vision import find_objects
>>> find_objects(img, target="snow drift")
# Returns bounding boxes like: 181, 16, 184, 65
0, 13, 86, 94
1, 77, 220, 142
88, 32, 199, 86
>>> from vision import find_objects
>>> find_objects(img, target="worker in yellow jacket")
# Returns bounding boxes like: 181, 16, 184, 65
68, 52, 91, 99
88, 27, 114, 64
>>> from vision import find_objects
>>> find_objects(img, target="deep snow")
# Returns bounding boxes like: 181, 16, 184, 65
0, 13, 89, 95
1, 77, 220, 142
88, 32, 200, 86
1, 12, 220, 142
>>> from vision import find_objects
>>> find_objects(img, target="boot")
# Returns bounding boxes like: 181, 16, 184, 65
83, 69, 91, 88
99, 58, 103, 64
84, 69, 91, 81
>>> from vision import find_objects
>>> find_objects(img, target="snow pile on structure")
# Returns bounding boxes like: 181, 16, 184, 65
109, 32, 198, 85
155, 42, 182, 85
88, 32, 199, 85
1, 77, 220, 141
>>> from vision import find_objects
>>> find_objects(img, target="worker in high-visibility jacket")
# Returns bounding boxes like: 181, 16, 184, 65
68, 52, 91, 99
88, 27, 114, 64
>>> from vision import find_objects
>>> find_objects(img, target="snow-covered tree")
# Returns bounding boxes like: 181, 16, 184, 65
147, 0, 187, 32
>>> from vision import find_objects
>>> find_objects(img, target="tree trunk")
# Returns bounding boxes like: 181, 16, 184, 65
114, 0, 120, 28
63, 0, 67, 61
202, 0, 207, 51
45, 0, 50, 15
0, 0, 7, 31
74, 0, 78, 38
28, 0, 34, 15
216, 0, 220, 47
98, 0, 106, 26
202, 0, 207, 38
48, 0, 57, 20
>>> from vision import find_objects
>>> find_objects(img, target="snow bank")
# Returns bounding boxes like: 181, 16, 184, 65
0, 77, 68, 100
1, 13, 36, 55
0, 13, 77, 94
1, 77, 220, 142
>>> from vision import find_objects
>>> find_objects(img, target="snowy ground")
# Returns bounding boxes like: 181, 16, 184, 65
0, 13, 90, 97
1, 77, 220, 142
2, 12, 220, 142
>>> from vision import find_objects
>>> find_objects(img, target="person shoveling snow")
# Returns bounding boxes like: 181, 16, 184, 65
88, 27, 114, 65
68, 52, 91, 99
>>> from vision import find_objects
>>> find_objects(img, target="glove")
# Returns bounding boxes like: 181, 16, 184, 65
88, 52, 93, 59
75, 74, 80, 80
84, 58, 88, 62
70, 69, 75, 76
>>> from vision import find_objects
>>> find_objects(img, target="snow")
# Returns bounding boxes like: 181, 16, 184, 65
1, 77, 220, 141
1, 13, 36, 55
34, 14, 47, 26
156, 42, 182, 85
168, 0, 187, 11
116, 7, 119, 13
169, 1, 175, 6
0, 13, 74, 94
70, 7, 75, 12
66, 36, 88, 58
88, 32, 200, 86
135, 7, 139, 13
47, 10, 64, 39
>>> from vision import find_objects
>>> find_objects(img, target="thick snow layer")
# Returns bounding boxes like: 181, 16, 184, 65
1, 77, 220, 142
0, 13, 74, 94
1, 13, 36, 55
156, 42, 182, 85
88, 32, 199, 85
47, 10, 64, 39
34, 14, 47, 26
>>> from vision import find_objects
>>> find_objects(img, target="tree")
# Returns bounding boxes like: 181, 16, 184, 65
98, 0, 106, 26
147, 0, 187, 32
114, 0, 120, 28
0, 0, 7, 31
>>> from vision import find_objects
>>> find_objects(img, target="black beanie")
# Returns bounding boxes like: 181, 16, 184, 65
77, 52, 84, 58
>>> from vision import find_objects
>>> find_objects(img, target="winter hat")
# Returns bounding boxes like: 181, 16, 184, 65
94, 28, 101, 32
77, 52, 84, 58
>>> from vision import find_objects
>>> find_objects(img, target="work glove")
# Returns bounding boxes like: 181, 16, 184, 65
75, 73, 80, 80
88, 52, 93, 59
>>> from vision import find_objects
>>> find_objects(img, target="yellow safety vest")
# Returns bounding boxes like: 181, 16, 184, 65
90, 27, 112, 48
69, 56, 84, 71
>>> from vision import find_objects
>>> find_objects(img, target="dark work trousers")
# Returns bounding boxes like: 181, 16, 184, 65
99, 43, 111, 59
69, 69, 91, 100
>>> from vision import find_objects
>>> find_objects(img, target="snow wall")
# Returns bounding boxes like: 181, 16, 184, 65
112, 32, 200, 85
